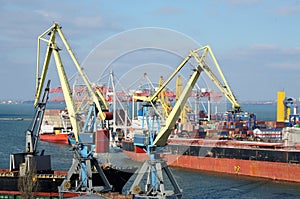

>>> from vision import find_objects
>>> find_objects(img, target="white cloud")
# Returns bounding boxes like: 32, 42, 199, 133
268, 62, 300, 70
273, 5, 300, 16
231, 44, 300, 59
222, 0, 261, 6
73, 16, 105, 29
34, 10, 62, 20
249, 44, 279, 50
217, 43, 300, 100
71, 15, 123, 32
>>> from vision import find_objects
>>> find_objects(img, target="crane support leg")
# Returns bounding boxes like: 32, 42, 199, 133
129, 157, 182, 199
59, 151, 112, 198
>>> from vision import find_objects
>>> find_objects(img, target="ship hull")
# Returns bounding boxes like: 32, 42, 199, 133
0, 167, 135, 197
163, 154, 300, 182
122, 139, 300, 183
39, 133, 69, 144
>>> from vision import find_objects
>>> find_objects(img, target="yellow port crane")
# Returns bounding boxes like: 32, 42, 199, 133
158, 76, 172, 119
35, 22, 113, 195
131, 45, 241, 147
153, 45, 241, 146
35, 22, 110, 143
129, 45, 240, 198
175, 75, 191, 124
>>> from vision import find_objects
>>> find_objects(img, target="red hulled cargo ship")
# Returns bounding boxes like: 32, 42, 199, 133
39, 109, 71, 144
121, 121, 300, 183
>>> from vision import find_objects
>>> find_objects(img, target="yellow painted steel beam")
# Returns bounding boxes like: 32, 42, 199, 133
34, 24, 57, 107
35, 24, 80, 142
277, 91, 285, 122
35, 24, 56, 95
52, 43, 81, 142
175, 75, 182, 101
149, 54, 192, 103
131, 53, 192, 120
153, 68, 202, 146
35, 22, 112, 142
158, 76, 171, 118
55, 23, 109, 120
153, 45, 241, 146
175, 75, 187, 123
192, 46, 241, 112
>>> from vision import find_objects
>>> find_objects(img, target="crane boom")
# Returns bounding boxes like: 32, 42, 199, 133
153, 67, 202, 146
150, 55, 192, 102
153, 46, 241, 146
192, 46, 240, 112
35, 22, 110, 143
55, 25, 109, 115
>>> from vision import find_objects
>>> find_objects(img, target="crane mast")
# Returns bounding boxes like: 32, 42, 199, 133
26, 80, 51, 155
128, 51, 195, 199
10, 80, 52, 176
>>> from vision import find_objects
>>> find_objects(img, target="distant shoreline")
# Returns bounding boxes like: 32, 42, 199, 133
0, 118, 31, 121
0, 100, 278, 105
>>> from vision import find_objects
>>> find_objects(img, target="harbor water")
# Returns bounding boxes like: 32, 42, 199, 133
1, 103, 300, 198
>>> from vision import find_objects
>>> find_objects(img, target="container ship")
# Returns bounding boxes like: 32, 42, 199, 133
121, 90, 300, 183
122, 126, 300, 183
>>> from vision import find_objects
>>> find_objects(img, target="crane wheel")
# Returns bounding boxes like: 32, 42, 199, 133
133, 185, 142, 194
64, 180, 71, 190
32, 176, 37, 183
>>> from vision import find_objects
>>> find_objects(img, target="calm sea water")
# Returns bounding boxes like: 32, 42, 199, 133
0, 103, 300, 199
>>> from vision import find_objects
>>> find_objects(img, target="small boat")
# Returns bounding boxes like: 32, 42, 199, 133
39, 109, 71, 144
39, 129, 70, 144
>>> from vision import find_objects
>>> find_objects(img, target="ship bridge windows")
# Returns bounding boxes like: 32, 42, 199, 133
288, 151, 300, 164
224, 148, 239, 159
212, 148, 224, 158
189, 146, 199, 156
256, 150, 285, 162
239, 149, 257, 160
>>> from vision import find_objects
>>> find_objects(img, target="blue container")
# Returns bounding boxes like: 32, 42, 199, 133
198, 131, 206, 138
134, 134, 148, 146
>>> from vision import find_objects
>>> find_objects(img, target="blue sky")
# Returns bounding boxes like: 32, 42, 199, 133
1, 0, 300, 102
